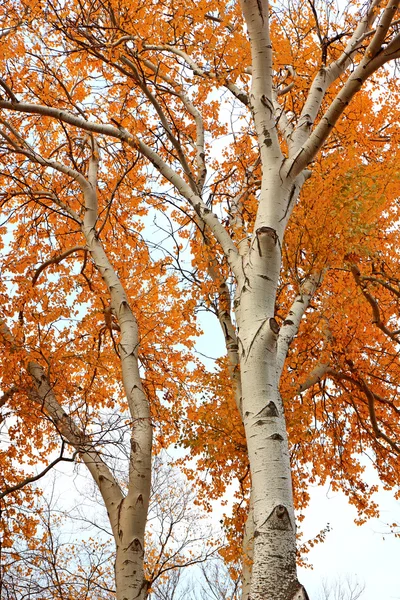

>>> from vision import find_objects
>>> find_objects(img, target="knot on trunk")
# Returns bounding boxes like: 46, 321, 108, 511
128, 538, 144, 554
262, 504, 293, 531
255, 226, 278, 240
269, 317, 280, 334
255, 226, 280, 257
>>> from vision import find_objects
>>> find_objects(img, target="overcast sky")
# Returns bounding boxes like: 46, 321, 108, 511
298, 479, 399, 600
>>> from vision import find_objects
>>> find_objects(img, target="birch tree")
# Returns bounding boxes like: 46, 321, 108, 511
1, 1, 400, 599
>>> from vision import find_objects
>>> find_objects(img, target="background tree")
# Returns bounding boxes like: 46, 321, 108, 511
317, 576, 365, 600
0, 1, 399, 599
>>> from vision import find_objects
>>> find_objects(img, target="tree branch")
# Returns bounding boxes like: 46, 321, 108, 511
297, 362, 330, 393
32, 246, 87, 285
277, 272, 323, 380
351, 265, 400, 343
0, 441, 77, 500
359, 377, 400, 454
288, 0, 400, 173
0, 100, 240, 273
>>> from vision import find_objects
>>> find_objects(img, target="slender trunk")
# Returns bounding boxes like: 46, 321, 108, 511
114, 492, 150, 600
82, 153, 152, 599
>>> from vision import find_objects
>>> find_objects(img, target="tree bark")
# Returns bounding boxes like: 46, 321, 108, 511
235, 170, 305, 598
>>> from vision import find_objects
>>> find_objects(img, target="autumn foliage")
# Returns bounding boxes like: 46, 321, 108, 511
0, 0, 399, 598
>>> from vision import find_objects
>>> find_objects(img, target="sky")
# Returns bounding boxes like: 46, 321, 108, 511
298, 480, 399, 600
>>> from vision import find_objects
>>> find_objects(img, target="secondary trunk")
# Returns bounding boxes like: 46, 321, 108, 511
114, 492, 150, 600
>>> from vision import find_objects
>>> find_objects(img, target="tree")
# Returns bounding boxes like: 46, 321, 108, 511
318, 576, 365, 600
0, 456, 215, 600
0, 1, 399, 599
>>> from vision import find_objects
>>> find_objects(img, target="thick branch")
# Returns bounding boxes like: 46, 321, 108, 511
290, 0, 383, 154
0, 101, 240, 274
297, 362, 330, 393
216, 280, 243, 416
288, 2, 400, 174
277, 272, 323, 380
239, 0, 281, 160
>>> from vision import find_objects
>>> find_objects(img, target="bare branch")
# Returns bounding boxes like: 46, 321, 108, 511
32, 246, 87, 285
351, 265, 400, 343
0, 442, 78, 500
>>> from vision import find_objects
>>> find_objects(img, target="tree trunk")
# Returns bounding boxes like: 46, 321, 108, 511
114, 495, 149, 600
238, 327, 299, 598
236, 173, 306, 598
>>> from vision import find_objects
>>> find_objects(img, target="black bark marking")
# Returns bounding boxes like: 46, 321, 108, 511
256, 401, 279, 418
290, 583, 311, 600
256, 0, 264, 22
117, 499, 124, 540
128, 538, 144, 553
283, 319, 294, 326
280, 183, 297, 222
238, 92, 249, 105
269, 317, 280, 334
245, 319, 269, 359
255, 226, 280, 257
261, 96, 274, 112
269, 433, 283, 440
256, 226, 278, 242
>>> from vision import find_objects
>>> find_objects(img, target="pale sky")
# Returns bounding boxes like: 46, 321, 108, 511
298, 481, 399, 599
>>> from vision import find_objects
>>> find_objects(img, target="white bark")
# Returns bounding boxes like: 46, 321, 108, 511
0, 100, 241, 275
5, 137, 153, 599
241, 491, 254, 599
236, 2, 312, 597
277, 273, 323, 380
82, 147, 151, 600
237, 249, 299, 599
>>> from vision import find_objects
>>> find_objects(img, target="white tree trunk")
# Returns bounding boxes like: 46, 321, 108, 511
82, 152, 151, 600
235, 172, 307, 599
